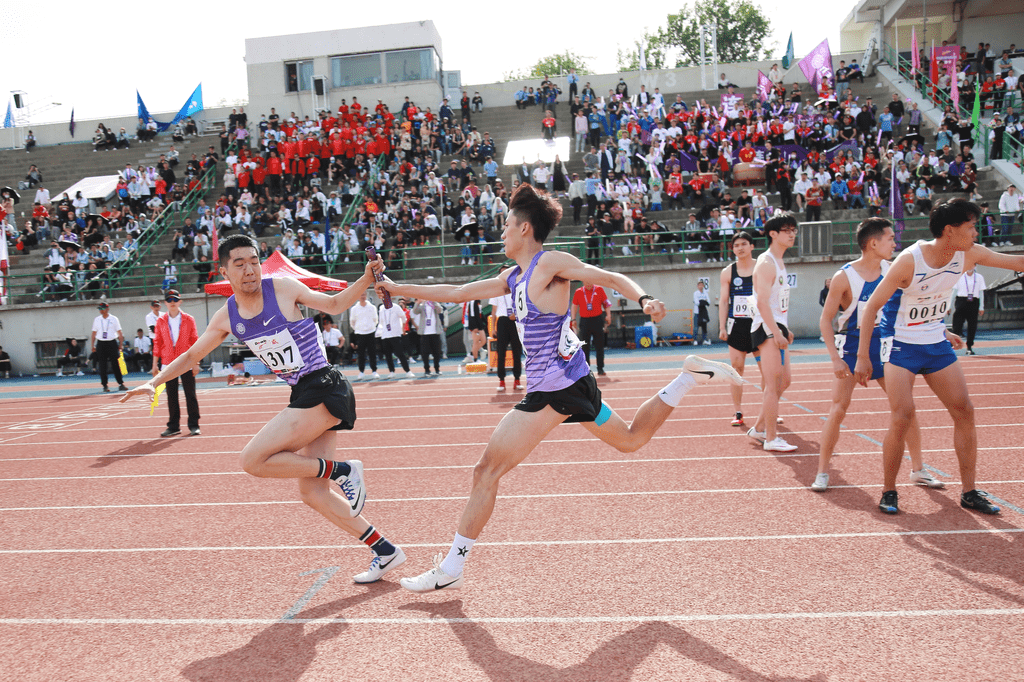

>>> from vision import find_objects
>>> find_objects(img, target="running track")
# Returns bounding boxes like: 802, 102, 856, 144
0, 340, 1022, 681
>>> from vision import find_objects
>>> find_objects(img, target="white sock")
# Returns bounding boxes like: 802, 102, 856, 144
657, 372, 697, 407
439, 533, 476, 578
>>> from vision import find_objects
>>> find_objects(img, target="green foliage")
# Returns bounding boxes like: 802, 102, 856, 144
528, 51, 592, 78
658, 0, 774, 67
616, 35, 669, 71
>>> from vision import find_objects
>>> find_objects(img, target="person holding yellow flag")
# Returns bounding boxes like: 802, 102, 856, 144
152, 289, 201, 437
91, 302, 127, 393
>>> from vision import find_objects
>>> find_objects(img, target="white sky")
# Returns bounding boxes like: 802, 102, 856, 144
0, 0, 854, 126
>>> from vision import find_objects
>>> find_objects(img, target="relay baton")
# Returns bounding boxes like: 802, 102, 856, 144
365, 246, 393, 331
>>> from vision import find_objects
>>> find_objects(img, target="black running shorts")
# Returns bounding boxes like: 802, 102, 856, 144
288, 365, 356, 431
514, 373, 602, 423
726, 317, 754, 353
751, 323, 791, 351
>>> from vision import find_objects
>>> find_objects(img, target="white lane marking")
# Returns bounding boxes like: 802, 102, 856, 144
1, 527, 1022, 555
2, 480, 1023, 513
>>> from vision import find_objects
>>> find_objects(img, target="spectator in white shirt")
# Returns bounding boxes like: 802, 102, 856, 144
998, 185, 1022, 246
349, 292, 380, 379
322, 320, 345, 365
793, 172, 812, 211
952, 268, 986, 355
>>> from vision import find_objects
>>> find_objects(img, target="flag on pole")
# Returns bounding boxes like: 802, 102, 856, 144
0, 227, 9, 305
782, 33, 794, 70
798, 39, 834, 95
639, 42, 647, 71
971, 84, 981, 129
69, 108, 76, 138
950, 62, 960, 111
890, 160, 905, 250
911, 28, 920, 75
757, 70, 772, 102
2, 103, 12, 129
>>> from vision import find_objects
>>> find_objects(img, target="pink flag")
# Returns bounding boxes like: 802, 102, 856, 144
949, 59, 960, 110
911, 28, 920, 75
798, 38, 834, 94
757, 70, 772, 102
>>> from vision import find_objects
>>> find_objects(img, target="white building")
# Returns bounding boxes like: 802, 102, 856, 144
244, 21, 446, 122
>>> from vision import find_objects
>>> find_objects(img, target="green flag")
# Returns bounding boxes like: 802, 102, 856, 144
971, 85, 981, 129
782, 33, 794, 70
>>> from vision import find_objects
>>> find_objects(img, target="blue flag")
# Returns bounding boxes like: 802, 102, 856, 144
69, 108, 76, 138
782, 32, 795, 70
137, 84, 204, 133
3, 103, 12, 129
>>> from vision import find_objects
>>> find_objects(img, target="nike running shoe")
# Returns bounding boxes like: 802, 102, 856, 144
353, 546, 407, 584
683, 355, 744, 386
763, 437, 798, 452
400, 551, 464, 592
910, 469, 946, 489
336, 460, 367, 517
961, 490, 1001, 515
878, 490, 899, 514
747, 427, 766, 444
811, 473, 829, 492
731, 412, 744, 426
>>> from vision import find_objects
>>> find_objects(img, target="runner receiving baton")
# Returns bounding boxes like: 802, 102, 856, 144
375, 183, 744, 592
120, 234, 406, 584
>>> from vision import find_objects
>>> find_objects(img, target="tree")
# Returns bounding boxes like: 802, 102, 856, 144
658, 0, 773, 67
528, 50, 592, 78
616, 35, 669, 72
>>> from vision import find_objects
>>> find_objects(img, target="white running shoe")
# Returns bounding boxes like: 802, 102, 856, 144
683, 355, 744, 386
75, 370, 85, 376
811, 473, 829, 491
747, 427, 766, 443
910, 469, 947, 488
702, 339, 711, 345
764, 437, 798, 452
336, 460, 367, 517
56, 370, 63, 377
400, 551, 464, 592
353, 546, 407, 584
406, 371, 416, 378
372, 372, 381, 380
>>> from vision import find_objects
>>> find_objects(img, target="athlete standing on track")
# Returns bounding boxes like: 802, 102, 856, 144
718, 231, 760, 427
376, 184, 743, 592
856, 200, 1024, 515
813, 218, 943, 492
121, 234, 406, 583
747, 213, 798, 452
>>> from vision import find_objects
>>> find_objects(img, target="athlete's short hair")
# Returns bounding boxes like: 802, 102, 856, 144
731, 231, 754, 246
509, 183, 562, 243
856, 217, 892, 250
763, 212, 798, 244
218, 233, 259, 267
929, 199, 981, 238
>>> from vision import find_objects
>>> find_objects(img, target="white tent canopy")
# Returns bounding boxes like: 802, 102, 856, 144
57, 175, 120, 203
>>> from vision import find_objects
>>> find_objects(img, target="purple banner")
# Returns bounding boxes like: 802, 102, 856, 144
757, 70, 772, 103
824, 139, 858, 162
798, 38, 834, 94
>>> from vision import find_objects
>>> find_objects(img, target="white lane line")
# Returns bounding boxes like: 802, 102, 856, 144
2, 527, 1022, 555
3, 608, 1024, 626
3, 480, 1023, 513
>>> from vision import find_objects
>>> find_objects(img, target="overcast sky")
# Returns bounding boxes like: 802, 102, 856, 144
1, 1, 854, 126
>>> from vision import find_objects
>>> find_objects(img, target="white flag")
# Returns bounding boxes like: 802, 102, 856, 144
639, 42, 647, 71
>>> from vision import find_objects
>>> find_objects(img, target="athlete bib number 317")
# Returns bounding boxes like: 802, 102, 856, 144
248, 328, 305, 375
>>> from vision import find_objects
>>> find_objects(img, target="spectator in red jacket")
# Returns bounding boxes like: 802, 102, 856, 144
152, 289, 201, 437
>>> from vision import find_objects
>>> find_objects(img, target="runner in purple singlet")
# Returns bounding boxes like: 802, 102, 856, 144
375, 184, 745, 592
121, 234, 407, 584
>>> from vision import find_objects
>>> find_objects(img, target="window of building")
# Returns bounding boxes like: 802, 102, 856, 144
385, 48, 438, 84
331, 53, 383, 88
286, 60, 314, 92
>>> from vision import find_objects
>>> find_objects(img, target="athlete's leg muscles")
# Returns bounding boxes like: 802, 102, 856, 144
817, 374, 857, 475
296, 429, 372, 536
754, 339, 784, 439
240, 404, 342, 478
580, 394, 674, 453
881, 362, 916, 490
922, 361, 977, 491
728, 346, 747, 412
877, 376, 925, 471
458, 406, 568, 539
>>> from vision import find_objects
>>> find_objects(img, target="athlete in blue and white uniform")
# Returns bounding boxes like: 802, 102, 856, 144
813, 218, 939, 492
122, 234, 407, 584
376, 183, 743, 592
857, 200, 1024, 515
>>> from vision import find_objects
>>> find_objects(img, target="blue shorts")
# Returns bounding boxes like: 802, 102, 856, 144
887, 339, 957, 375
837, 333, 888, 381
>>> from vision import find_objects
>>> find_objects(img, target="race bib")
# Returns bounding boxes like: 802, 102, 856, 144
515, 284, 528, 320
557, 317, 583, 361
906, 298, 950, 326
834, 333, 847, 355
779, 287, 790, 313
880, 336, 893, 363
247, 328, 304, 375
731, 295, 752, 318
726, 318, 735, 335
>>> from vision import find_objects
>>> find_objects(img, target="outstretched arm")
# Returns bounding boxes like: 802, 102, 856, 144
289, 256, 379, 316
536, 250, 666, 321
377, 270, 511, 304
969, 243, 1024, 272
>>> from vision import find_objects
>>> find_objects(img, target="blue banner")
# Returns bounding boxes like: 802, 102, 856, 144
3, 103, 12, 129
137, 84, 204, 133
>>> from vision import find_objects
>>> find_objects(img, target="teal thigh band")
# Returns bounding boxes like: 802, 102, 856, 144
595, 402, 612, 426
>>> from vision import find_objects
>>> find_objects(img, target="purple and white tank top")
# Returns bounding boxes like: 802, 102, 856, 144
507, 251, 589, 393
227, 278, 328, 386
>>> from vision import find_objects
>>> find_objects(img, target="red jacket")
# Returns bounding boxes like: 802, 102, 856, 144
153, 312, 199, 364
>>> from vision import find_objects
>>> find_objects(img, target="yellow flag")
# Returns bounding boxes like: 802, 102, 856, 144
149, 384, 166, 416
118, 352, 128, 376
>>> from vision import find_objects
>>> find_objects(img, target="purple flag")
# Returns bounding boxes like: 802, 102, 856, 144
890, 161, 904, 249
757, 70, 772, 103
798, 38, 834, 95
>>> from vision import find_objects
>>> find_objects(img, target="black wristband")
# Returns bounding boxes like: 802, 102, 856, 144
638, 294, 654, 307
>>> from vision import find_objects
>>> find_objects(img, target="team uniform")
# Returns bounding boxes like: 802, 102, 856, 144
750, 251, 791, 351
508, 251, 607, 424
725, 262, 755, 353
834, 260, 894, 381
228, 278, 356, 431
881, 241, 961, 375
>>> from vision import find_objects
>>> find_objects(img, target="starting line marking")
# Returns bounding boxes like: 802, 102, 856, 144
2, 607, 1024, 626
